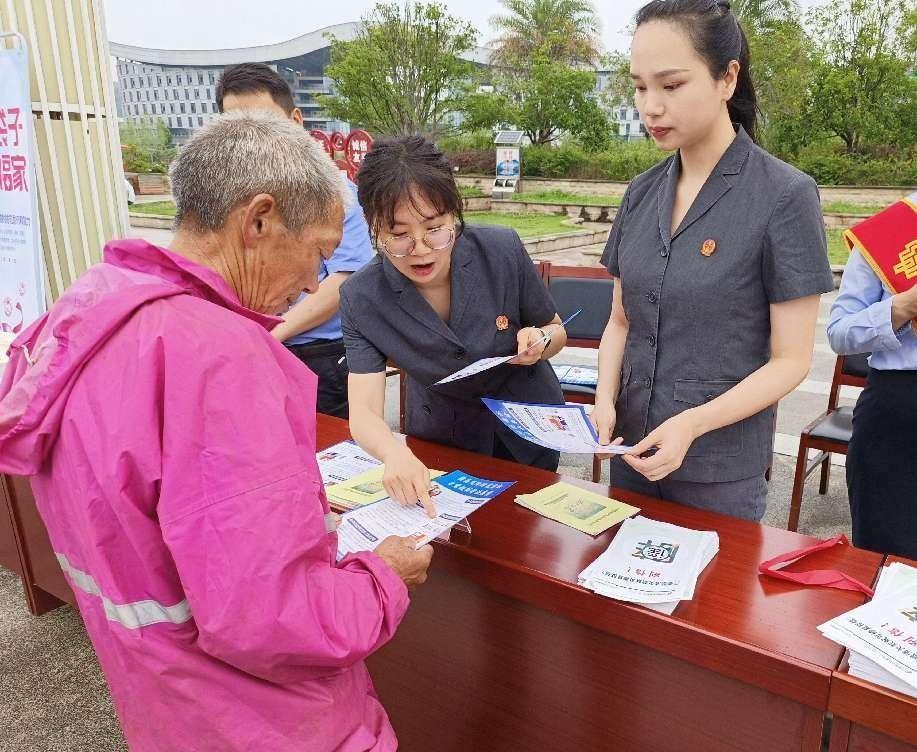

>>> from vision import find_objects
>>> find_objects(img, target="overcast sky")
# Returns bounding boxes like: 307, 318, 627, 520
102, 0, 647, 55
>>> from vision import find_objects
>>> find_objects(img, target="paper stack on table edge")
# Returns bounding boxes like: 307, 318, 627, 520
515, 481, 639, 536
818, 562, 917, 699
578, 516, 719, 615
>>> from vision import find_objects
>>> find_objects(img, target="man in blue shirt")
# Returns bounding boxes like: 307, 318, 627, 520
217, 63, 374, 417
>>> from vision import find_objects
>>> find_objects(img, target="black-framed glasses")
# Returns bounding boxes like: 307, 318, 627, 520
378, 225, 455, 258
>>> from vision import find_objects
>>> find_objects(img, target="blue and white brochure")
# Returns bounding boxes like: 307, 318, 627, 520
482, 398, 633, 455
336, 471, 515, 560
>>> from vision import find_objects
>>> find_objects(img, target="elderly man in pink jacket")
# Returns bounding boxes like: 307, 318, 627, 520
0, 112, 432, 751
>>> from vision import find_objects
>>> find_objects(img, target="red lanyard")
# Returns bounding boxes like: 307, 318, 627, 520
758, 534, 875, 597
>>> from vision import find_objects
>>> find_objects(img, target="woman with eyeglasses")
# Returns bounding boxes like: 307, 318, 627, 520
339, 135, 567, 513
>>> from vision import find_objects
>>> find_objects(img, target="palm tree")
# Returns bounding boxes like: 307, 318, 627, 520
490, 0, 602, 67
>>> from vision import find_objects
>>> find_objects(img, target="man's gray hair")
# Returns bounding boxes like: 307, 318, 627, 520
169, 111, 350, 233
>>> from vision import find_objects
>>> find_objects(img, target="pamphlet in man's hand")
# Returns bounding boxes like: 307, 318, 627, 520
336, 470, 514, 559
482, 398, 634, 455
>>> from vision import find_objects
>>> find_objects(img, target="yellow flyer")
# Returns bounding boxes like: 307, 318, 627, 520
515, 482, 639, 536
326, 467, 445, 510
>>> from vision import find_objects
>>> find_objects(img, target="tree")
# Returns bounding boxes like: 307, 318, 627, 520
490, 0, 601, 67
119, 119, 176, 174
729, 0, 814, 154
462, 53, 611, 147
320, 2, 478, 137
804, 0, 916, 154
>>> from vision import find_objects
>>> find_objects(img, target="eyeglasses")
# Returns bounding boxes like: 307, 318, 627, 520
378, 225, 455, 258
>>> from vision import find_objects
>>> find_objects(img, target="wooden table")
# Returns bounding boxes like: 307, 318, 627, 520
828, 555, 917, 752
0, 416, 888, 750
313, 417, 883, 752
0, 474, 71, 615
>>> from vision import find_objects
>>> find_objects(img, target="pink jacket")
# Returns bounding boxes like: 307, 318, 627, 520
0, 239, 408, 751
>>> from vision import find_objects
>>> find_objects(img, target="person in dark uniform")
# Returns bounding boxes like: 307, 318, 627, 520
591, 0, 834, 520
340, 136, 568, 513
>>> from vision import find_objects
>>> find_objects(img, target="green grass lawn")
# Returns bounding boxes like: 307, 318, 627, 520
459, 185, 485, 198
822, 200, 885, 216
516, 189, 622, 207
827, 228, 850, 266
465, 211, 579, 238
131, 200, 176, 217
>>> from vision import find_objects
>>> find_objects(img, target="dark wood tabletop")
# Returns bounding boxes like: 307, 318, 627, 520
316, 415, 883, 710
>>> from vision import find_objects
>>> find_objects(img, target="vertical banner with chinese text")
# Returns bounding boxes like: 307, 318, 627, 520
0, 34, 43, 336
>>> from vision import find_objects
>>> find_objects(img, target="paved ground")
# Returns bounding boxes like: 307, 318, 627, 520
0, 225, 856, 751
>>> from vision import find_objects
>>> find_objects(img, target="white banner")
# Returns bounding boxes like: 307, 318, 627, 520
0, 35, 43, 337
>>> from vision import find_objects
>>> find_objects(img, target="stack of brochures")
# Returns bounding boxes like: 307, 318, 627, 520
316, 440, 446, 511
336, 471, 514, 560
818, 562, 917, 698
515, 482, 638, 536
316, 440, 381, 488
578, 516, 719, 615
551, 364, 598, 387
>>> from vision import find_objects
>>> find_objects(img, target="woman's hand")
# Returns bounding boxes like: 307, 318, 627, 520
381, 444, 436, 517
510, 326, 548, 365
623, 411, 700, 482
589, 400, 625, 459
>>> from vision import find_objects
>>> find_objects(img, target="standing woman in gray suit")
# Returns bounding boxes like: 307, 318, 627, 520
592, 0, 834, 520
339, 136, 568, 512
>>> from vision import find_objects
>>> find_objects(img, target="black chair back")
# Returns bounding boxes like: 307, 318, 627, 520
548, 277, 613, 342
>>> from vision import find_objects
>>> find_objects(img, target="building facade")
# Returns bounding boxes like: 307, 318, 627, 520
110, 23, 361, 143
111, 22, 493, 144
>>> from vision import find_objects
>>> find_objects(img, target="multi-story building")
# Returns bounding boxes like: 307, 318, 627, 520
111, 22, 492, 144
594, 70, 647, 142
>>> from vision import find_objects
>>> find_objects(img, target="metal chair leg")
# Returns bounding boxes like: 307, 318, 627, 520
592, 454, 602, 483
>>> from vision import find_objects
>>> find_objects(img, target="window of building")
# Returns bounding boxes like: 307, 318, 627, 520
184, 88, 190, 99
198, 116, 203, 126
153, 90, 158, 100
173, 89, 179, 99
198, 72, 204, 85
190, 102, 196, 113
209, 72, 215, 84
193, 88, 199, 99
156, 75, 161, 86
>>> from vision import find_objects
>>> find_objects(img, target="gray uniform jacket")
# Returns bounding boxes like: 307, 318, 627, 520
601, 127, 834, 483
340, 225, 565, 465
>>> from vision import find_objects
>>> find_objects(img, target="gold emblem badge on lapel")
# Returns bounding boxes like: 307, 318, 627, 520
701, 239, 717, 257
496, 315, 509, 331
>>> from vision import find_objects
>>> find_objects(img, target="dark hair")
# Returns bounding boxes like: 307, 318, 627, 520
356, 136, 464, 240
215, 63, 295, 115
635, 0, 758, 142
